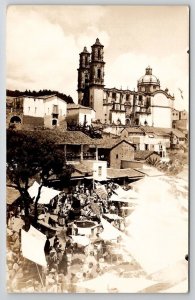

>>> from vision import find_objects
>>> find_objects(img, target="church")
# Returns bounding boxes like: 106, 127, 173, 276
77, 38, 175, 129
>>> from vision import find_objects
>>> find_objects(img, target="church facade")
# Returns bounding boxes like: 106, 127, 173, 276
77, 38, 175, 128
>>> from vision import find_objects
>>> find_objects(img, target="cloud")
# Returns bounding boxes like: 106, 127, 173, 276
6, 6, 110, 101
6, 6, 188, 111
106, 51, 188, 111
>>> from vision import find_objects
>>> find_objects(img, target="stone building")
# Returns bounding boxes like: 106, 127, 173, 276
172, 109, 188, 133
6, 94, 67, 130
77, 38, 175, 128
66, 104, 95, 126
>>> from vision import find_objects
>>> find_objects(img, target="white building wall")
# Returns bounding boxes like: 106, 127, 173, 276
152, 106, 172, 128
139, 114, 153, 126
151, 93, 172, 128
92, 161, 107, 181
23, 96, 67, 118
111, 111, 126, 125
44, 96, 67, 117
23, 97, 44, 117
78, 111, 92, 126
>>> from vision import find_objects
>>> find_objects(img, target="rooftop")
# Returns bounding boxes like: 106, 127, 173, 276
21, 130, 96, 145
107, 168, 144, 179
91, 136, 135, 149
134, 151, 157, 161
67, 104, 93, 110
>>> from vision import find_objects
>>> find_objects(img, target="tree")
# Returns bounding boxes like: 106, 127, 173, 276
7, 129, 75, 226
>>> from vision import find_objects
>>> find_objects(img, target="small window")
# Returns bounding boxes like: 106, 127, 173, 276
116, 154, 118, 159
112, 92, 116, 99
98, 49, 101, 60
98, 166, 102, 176
97, 69, 101, 79
35, 107, 37, 114
52, 119, 57, 126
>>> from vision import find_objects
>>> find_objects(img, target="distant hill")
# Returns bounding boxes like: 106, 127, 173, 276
6, 89, 74, 104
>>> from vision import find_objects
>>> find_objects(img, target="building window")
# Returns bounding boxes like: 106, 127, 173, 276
145, 144, 149, 150
52, 119, 57, 126
97, 69, 101, 79
98, 166, 102, 176
112, 92, 116, 99
84, 114, 87, 124
98, 49, 101, 60
35, 107, 37, 114
116, 154, 118, 159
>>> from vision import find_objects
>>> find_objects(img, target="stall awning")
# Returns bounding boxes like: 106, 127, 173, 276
21, 225, 47, 267
99, 217, 122, 241
103, 213, 123, 221
69, 235, 90, 247
28, 181, 61, 205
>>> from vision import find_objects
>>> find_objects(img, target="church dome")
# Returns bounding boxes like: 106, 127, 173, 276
138, 66, 160, 85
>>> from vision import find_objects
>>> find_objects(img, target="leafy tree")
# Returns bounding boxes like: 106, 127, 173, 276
7, 129, 74, 226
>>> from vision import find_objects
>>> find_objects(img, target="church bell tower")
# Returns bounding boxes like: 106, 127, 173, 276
89, 38, 105, 121
77, 47, 90, 105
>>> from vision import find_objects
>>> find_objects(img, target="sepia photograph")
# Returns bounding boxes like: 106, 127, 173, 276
6, 5, 189, 293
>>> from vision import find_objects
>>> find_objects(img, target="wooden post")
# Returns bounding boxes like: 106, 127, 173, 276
95, 145, 98, 161
64, 144, 67, 162
80, 144, 83, 161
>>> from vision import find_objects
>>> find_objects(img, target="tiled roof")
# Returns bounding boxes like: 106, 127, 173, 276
107, 168, 144, 179
21, 130, 96, 145
140, 126, 171, 137
134, 150, 156, 160
171, 129, 185, 138
121, 127, 144, 134
74, 163, 93, 175
67, 104, 93, 110
92, 137, 135, 149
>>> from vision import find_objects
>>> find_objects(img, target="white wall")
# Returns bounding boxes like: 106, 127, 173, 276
78, 111, 92, 126
92, 161, 107, 181
44, 96, 67, 117
23, 97, 44, 117
139, 114, 153, 126
23, 96, 67, 118
152, 106, 172, 128
111, 111, 126, 125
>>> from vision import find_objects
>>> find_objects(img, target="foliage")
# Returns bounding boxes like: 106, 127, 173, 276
7, 129, 75, 224
146, 150, 188, 176
67, 122, 102, 138
6, 89, 74, 104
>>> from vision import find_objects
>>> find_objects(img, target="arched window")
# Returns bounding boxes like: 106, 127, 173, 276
10, 116, 21, 123
52, 119, 57, 126
97, 69, 101, 79
98, 49, 101, 60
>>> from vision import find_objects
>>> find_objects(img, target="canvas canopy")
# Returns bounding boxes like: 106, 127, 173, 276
109, 193, 138, 204
69, 235, 90, 247
21, 225, 47, 267
103, 213, 123, 221
114, 185, 138, 199
28, 181, 61, 205
77, 272, 156, 293
99, 217, 122, 241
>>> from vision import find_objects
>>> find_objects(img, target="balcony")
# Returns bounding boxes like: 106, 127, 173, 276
66, 153, 96, 161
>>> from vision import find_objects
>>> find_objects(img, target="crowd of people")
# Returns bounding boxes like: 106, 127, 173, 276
7, 181, 132, 292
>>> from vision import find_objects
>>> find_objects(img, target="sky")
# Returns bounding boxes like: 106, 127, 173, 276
6, 5, 189, 110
